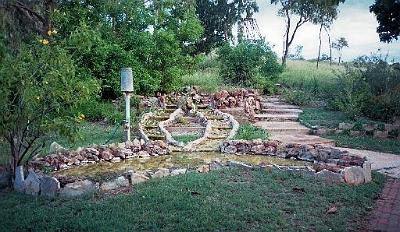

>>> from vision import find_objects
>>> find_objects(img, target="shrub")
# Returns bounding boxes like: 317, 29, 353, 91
0, 43, 98, 174
233, 124, 269, 140
217, 40, 282, 92
327, 67, 371, 119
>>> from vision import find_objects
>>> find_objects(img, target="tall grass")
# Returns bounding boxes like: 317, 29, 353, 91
279, 60, 344, 105
181, 68, 235, 93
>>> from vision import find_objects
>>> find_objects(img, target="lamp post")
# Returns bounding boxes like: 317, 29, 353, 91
120, 68, 134, 142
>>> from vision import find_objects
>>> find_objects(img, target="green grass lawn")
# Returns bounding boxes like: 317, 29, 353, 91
300, 107, 400, 154
0, 122, 124, 166
325, 134, 400, 155
0, 168, 385, 231
234, 124, 269, 140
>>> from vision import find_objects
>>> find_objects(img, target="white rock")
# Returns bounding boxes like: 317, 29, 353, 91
171, 169, 187, 176
60, 180, 98, 197
128, 172, 149, 185
152, 168, 170, 178
40, 176, 60, 198
343, 166, 365, 185
100, 176, 129, 191
13, 166, 25, 192
24, 170, 41, 195
363, 161, 372, 183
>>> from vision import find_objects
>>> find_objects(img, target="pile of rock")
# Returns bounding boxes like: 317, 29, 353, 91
28, 140, 170, 171
212, 89, 262, 110
220, 140, 280, 155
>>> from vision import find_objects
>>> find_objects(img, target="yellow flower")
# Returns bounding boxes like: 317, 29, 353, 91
44, 81, 48, 85
47, 29, 58, 36
35, 96, 40, 100
39, 39, 49, 45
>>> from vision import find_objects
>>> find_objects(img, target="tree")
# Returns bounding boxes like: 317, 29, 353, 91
315, 0, 345, 69
288, 44, 304, 60
370, 0, 400, 43
0, 42, 98, 181
217, 40, 282, 88
271, 0, 344, 66
195, 0, 259, 54
332, 37, 348, 64
0, 0, 55, 53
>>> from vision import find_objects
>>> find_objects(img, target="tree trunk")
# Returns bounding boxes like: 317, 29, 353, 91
13, 165, 25, 192
324, 27, 332, 66
317, 24, 323, 69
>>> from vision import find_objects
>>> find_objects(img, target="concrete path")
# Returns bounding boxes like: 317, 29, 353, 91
254, 96, 335, 146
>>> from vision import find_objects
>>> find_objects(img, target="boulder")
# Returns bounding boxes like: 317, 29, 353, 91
100, 176, 130, 191
250, 145, 265, 155
374, 130, 388, 139
197, 165, 210, 173
128, 172, 149, 185
49, 142, 65, 153
40, 176, 60, 198
338, 123, 354, 130
60, 180, 98, 197
363, 161, 372, 183
316, 169, 344, 184
343, 166, 365, 185
170, 169, 187, 176
227, 161, 253, 170
223, 145, 237, 154
152, 168, 170, 178
138, 151, 150, 158
24, 170, 41, 195
100, 150, 113, 161
14, 166, 25, 192
209, 161, 225, 171
297, 151, 316, 162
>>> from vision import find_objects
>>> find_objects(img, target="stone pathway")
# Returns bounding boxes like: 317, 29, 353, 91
366, 179, 400, 232
254, 96, 335, 146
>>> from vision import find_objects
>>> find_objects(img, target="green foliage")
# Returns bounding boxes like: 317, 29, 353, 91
0, 169, 386, 231
328, 68, 371, 119
217, 40, 282, 92
0, 43, 99, 169
370, 0, 400, 42
195, 0, 259, 54
234, 124, 269, 140
51, 0, 204, 97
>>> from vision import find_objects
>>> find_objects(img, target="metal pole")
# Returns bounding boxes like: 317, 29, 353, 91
125, 93, 131, 141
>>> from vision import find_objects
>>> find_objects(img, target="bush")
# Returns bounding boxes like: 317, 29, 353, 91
327, 67, 371, 119
233, 124, 269, 140
217, 40, 282, 92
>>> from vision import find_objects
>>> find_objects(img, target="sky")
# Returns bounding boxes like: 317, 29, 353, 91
254, 0, 400, 62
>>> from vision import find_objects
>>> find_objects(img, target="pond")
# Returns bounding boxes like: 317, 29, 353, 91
54, 152, 307, 178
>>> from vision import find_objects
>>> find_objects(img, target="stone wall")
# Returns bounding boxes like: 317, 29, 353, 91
220, 140, 371, 185
28, 140, 169, 172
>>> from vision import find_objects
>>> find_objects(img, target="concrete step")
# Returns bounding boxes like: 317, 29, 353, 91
261, 108, 303, 114
254, 121, 310, 133
254, 114, 299, 122
269, 134, 336, 146
262, 103, 300, 109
